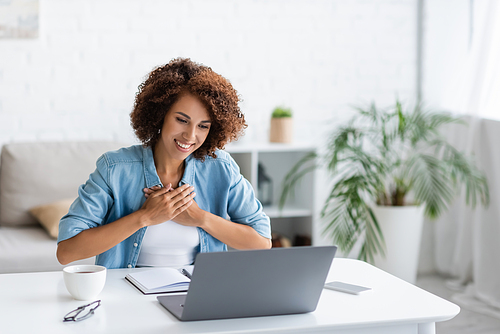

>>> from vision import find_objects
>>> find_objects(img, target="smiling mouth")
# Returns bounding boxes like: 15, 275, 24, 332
175, 139, 193, 150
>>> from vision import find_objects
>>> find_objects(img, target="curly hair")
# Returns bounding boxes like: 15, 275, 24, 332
130, 58, 247, 161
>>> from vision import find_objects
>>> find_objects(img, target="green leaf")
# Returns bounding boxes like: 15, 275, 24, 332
279, 152, 318, 210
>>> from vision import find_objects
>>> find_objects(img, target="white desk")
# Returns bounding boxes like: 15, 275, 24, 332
0, 258, 459, 334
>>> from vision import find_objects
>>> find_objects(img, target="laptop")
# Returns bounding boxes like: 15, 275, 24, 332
157, 245, 337, 321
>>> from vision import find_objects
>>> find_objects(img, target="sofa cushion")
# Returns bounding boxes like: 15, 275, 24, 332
29, 198, 75, 239
0, 141, 125, 227
0, 226, 94, 274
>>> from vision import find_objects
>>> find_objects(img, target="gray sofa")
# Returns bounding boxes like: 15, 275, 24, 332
0, 141, 125, 273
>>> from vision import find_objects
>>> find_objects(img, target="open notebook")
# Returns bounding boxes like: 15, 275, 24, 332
125, 266, 193, 294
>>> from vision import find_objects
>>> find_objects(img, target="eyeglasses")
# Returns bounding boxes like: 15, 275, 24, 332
63, 300, 101, 322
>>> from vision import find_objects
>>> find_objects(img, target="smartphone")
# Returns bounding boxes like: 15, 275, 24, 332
324, 281, 371, 295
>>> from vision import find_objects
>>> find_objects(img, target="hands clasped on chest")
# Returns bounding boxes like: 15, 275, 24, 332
141, 184, 203, 228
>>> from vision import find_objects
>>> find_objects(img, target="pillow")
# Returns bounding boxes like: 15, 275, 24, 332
29, 199, 75, 239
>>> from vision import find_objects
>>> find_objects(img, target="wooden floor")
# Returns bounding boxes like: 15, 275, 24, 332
416, 274, 500, 334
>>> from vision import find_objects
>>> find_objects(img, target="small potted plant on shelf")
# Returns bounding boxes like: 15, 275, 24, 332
270, 106, 293, 143
279, 99, 489, 283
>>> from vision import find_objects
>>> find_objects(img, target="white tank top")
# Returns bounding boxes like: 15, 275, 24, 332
136, 220, 200, 268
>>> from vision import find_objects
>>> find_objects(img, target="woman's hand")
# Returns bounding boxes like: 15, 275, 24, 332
143, 185, 163, 198
140, 183, 196, 226
171, 199, 205, 227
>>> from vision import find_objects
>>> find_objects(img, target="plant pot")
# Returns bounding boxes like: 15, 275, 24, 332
371, 205, 424, 284
270, 118, 293, 143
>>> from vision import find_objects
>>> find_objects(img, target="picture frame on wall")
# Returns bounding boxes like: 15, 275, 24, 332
0, 0, 39, 39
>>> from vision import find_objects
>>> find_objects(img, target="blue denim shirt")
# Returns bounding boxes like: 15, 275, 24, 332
58, 145, 271, 269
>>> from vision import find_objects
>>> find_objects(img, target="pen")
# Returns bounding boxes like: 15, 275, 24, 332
181, 269, 192, 279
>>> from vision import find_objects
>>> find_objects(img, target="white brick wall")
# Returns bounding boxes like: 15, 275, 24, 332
422, 0, 469, 110
0, 0, 417, 147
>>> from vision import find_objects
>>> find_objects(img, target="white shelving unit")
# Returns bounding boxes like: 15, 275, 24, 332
225, 142, 317, 246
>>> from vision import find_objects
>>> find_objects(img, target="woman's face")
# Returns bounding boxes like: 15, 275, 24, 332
159, 92, 212, 162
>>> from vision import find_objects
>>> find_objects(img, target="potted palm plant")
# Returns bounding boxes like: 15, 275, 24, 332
279, 100, 489, 283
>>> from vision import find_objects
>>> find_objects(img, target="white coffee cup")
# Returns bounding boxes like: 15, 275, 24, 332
63, 265, 107, 300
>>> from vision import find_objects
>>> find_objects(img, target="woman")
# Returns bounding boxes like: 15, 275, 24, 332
57, 58, 271, 269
